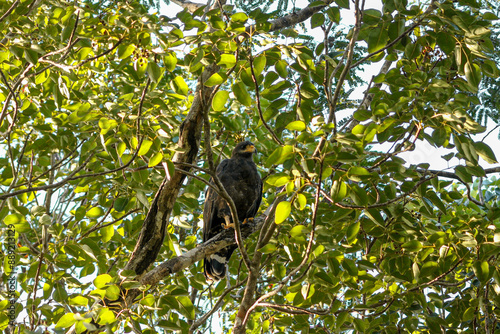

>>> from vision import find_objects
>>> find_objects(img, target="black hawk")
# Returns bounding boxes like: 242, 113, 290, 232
203, 141, 263, 281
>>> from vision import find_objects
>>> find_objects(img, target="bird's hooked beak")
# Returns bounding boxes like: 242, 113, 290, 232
243, 145, 257, 154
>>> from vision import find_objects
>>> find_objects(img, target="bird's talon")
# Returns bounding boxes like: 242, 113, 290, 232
242, 217, 254, 224
222, 222, 235, 229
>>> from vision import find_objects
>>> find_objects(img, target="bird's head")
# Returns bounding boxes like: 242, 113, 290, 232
232, 141, 257, 159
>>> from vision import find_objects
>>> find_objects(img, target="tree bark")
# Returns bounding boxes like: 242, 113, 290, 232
124, 64, 218, 276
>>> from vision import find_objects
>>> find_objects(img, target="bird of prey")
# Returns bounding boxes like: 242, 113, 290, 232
203, 141, 263, 281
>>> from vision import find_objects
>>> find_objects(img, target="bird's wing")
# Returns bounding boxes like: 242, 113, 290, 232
203, 159, 229, 242
245, 171, 263, 218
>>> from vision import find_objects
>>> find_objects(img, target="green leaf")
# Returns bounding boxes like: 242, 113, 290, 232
55, 313, 76, 329
464, 61, 481, 91
171, 76, 189, 96
483, 12, 499, 20
315, 271, 335, 285
5, 214, 24, 225
164, 53, 177, 71
149, 152, 163, 167
296, 193, 307, 210
426, 191, 446, 214
290, 224, 309, 237
330, 180, 347, 202
265, 145, 293, 167
300, 82, 319, 99
98, 308, 116, 325
147, 62, 163, 83
286, 120, 306, 131
473, 260, 490, 284
463, 306, 476, 322
232, 81, 252, 106
326, 7, 340, 24
114, 198, 128, 212
275, 201, 291, 224
342, 258, 358, 276
35, 69, 50, 85
347, 166, 371, 182
231, 12, 248, 22
405, 42, 420, 59
69, 296, 89, 306
402, 240, 423, 252
204, 73, 224, 87
134, 57, 148, 77
473, 141, 498, 164
275, 60, 288, 78
53, 282, 68, 302
258, 243, 277, 254
346, 221, 360, 244
335, 0, 349, 8
218, 54, 236, 68
177, 296, 195, 320
253, 55, 266, 76
138, 140, 153, 156
164, 160, 176, 181
94, 274, 112, 289
363, 9, 382, 26
101, 224, 114, 243
24, 48, 39, 64
311, 13, 325, 29
212, 90, 229, 111
117, 44, 135, 59
98, 118, 118, 135
436, 31, 455, 55
86, 207, 104, 219
105, 285, 121, 301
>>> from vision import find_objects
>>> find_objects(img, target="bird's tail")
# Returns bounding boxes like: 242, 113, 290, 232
203, 247, 236, 281
204, 254, 227, 281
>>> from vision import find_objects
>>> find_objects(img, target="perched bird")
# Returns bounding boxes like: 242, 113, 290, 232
203, 141, 263, 281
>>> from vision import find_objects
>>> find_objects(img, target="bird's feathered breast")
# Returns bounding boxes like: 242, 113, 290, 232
203, 155, 262, 242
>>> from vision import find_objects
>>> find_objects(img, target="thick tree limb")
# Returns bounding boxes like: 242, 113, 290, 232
124, 64, 218, 276
170, 0, 205, 13
264, 0, 335, 33
123, 208, 275, 305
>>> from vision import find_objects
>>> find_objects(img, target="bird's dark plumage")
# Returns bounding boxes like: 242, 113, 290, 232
203, 141, 263, 281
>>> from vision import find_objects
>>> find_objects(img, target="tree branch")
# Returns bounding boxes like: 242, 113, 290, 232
124, 207, 276, 304
0, 0, 19, 23
170, 0, 205, 13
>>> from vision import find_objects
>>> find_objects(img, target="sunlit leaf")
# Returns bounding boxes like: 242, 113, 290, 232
232, 81, 252, 106
275, 201, 291, 224
149, 151, 163, 167
55, 313, 76, 329
94, 274, 112, 289
212, 90, 229, 111
86, 207, 104, 219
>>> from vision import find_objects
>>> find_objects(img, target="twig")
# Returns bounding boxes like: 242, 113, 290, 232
78, 209, 140, 241
77, 37, 125, 68
0, 69, 20, 136
240, 159, 325, 327
317, 175, 436, 209
258, 301, 333, 315
13, 139, 86, 188
189, 281, 246, 333
349, 0, 438, 69
248, 52, 283, 146
0, 0, 19, 23
410, 251, 470, 291
0, 78, 151, 202
313, 0, 362, 157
